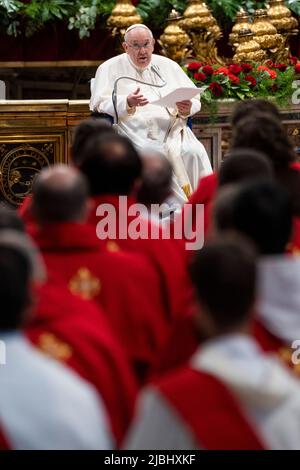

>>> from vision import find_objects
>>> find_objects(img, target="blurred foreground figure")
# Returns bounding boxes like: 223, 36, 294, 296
126, 237, 300, 450
0, 231, 113, 450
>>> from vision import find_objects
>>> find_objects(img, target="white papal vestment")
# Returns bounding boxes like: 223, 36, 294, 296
90, 53, 212, 207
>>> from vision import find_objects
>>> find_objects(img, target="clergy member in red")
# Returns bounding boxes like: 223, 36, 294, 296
0, 234, 114, 450
29, 164, 171, 384
126, 238, 300, 450
79, 131, 196, 325
213, 179, 300, 377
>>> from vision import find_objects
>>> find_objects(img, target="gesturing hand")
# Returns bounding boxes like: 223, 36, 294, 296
176, 100, 192, 116
127, 87, 149, 108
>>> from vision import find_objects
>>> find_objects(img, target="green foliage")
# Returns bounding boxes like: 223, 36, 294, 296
286, 0, 300, 15
68, 0, 114, 39
136, 0, 186, 28
24, 0, 73, 36
0, 0, 298, 38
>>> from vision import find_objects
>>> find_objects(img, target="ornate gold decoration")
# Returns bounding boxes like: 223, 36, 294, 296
0, 144, 50, 206
229, 8, 250, 49
38, 333, 72, 361
180, 0, 223, 64
233, 28, 267, 63
159, 9, 191, 64
182, 183, 192, 198
106, 240, 121, 252
279, 346, 300, 376
266, 0, 298, 62
107, 0, 142, 39
69, 267, 101, 300
250, 9, 283, 55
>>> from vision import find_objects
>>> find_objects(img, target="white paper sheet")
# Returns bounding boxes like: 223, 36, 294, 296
150, 86, 207, 107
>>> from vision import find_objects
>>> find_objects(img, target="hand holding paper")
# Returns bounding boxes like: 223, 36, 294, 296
150, 86, 207, 107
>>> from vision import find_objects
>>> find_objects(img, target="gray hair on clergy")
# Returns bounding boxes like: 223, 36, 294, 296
124, 24, 153, 43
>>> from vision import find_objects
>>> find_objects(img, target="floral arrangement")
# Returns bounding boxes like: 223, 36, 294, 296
184, 59, 300, 108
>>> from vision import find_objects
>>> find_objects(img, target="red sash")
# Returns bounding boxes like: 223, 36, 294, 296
157, 366, 265, 450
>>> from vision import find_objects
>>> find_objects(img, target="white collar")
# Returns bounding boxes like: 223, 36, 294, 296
191, 333, 298, 409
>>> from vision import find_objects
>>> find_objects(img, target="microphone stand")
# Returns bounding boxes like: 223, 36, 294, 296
112, 65, 167, 124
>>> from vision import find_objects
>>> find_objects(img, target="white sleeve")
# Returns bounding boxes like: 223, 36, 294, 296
124, 387, 198, 450
89, 63, 130, 120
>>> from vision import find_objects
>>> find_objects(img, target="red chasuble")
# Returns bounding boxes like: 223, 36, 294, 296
88, 194, 196, 324
29, 222, 170, 383
26, 281, 137, 446
0, 424, 10, 450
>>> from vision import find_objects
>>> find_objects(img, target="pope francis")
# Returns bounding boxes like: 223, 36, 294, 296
90, 24, 212, 207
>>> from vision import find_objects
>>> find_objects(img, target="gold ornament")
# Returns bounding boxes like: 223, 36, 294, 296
229, 9, 250, 49
250, 9, 283, 51
267, 0, 298, 33
180, 1, 223, 64
107, 0, 142, 39
159, 9, 191, 64
266, 0, 298, 62
69, 267, 101, 301
233, 28, 267, 63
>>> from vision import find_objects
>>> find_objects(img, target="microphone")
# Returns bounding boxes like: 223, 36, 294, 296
112, 64, 166, 124
150, 64, 167, 87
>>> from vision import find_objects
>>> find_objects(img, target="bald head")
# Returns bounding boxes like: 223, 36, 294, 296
32, 164, 89, 225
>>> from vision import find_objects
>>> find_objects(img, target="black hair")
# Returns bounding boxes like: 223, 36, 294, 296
79, 133, 142, 196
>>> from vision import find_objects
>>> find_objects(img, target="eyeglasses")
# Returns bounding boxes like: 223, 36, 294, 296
126, 42, 153, 51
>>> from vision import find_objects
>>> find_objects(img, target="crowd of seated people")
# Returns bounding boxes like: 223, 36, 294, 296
1, 99, 300, 449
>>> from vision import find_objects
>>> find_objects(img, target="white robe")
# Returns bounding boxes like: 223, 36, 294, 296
0, 332, 114, 450
257, 254, 300, 343
126, 334, 300, 450
90, 53, 212, 207
192, 334, 300, 450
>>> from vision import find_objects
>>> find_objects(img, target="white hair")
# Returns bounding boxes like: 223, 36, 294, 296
124, 24, 153, 43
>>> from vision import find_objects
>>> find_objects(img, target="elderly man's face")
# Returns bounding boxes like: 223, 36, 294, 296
123, 28, 155, 69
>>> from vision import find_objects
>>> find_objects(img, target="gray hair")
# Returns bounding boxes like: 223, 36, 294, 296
0, 230, 46, 282
124, 24, 153, 43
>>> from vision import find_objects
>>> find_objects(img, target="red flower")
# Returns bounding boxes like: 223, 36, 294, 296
228, 64, 243, 75
265, 60, 275, 69
187, 61, 203, 72
214, 66, 229, 76
290, 56, 298, 65
209, 82, 223, 97
241, 63, 253, 73
202, 65, 214, 75
245, 75, 257, 87
274, 63, 287, 71
257, 65, 277, 79
228, 73, 240, 84
194, 72, 206, 82
295, 63, 300, 74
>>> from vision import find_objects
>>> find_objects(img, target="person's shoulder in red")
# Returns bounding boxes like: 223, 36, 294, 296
188, 172, 218, 206
88, 194, 195, 324
26, 280, 137, 447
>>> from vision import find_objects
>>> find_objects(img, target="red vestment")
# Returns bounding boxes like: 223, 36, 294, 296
26, 281, 137, 446
29, 222, 170, 382
87, 194, 196, 325
156, 366, 265, 449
